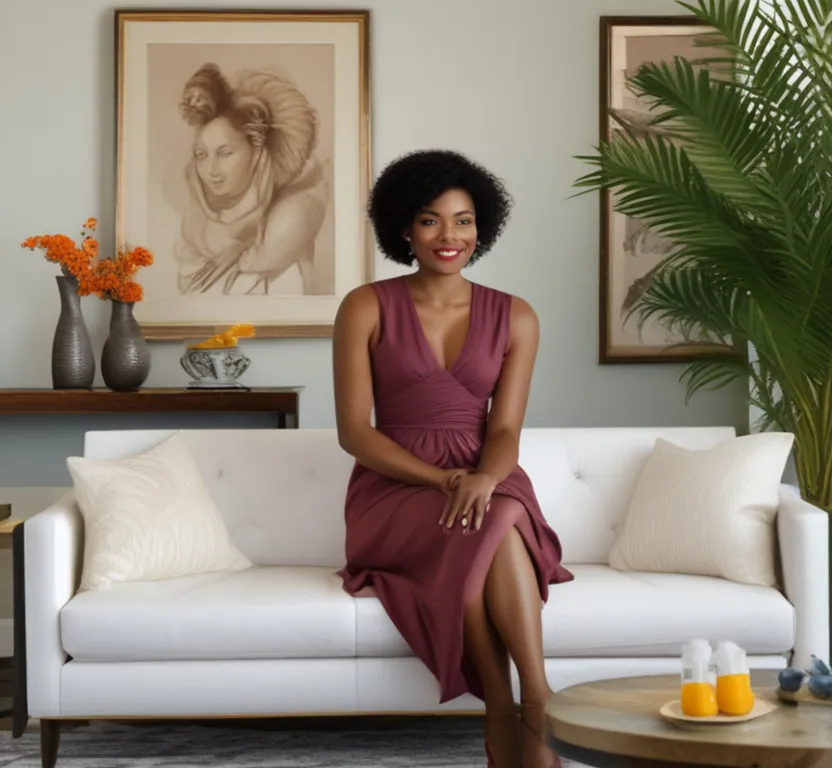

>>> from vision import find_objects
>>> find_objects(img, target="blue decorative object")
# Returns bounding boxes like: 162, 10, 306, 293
777, 667, 806, 692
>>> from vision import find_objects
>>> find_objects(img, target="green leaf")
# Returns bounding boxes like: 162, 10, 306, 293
575, 0, 832, 512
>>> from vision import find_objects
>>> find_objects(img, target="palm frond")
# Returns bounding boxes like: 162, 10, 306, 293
575, 134, 749, 250
627, 58, 772, 208
629, 265, 742, 347
577, 0, 832, 511
683, 0, 832, 165
680, 356, 751, 405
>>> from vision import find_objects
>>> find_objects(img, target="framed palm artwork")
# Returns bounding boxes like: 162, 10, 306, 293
597, 15, 730, 364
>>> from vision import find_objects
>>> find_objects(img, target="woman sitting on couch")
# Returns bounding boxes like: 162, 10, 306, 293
332, 149, 573, 768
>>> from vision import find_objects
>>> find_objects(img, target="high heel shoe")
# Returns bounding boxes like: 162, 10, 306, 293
518, 701, 561, 768
484, 707, 522, 768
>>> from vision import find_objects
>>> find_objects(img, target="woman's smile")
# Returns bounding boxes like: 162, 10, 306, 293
433, 248, 462, 262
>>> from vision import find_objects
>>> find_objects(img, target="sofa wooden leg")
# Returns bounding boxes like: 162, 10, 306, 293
40, 719, 60, 768
12, 523, 29, 739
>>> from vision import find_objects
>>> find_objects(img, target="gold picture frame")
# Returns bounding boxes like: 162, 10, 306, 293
115, 10, 372, 340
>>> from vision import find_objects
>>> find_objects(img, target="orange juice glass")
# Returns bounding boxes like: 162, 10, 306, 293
680, 639, 718, 717
681, 681, 718, 717
717, 672, 754, 716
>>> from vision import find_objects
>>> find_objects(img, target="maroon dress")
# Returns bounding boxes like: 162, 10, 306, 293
337, 276, 573, 703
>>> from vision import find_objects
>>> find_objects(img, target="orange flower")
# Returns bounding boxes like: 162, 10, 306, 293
22, 220, 153, 303
118, 282, 144, 303
82, 238, 98, 258
76, 243, 154, 303
21, 225, 94, 281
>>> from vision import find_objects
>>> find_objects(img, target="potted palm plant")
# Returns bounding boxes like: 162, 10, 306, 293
575, 0, 832, 518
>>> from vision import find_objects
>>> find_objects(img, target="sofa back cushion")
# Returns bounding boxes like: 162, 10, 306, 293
83, 426, 735, 567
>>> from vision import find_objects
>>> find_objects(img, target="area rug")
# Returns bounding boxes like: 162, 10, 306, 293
0, 718, 584, 767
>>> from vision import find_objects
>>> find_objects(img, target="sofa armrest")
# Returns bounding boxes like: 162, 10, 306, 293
24, 491, 83, 716
777, 483, 829, 670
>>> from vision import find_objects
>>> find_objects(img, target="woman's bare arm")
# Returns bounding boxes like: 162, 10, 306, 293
332, 285, 454, 489
476, 296, 539, 484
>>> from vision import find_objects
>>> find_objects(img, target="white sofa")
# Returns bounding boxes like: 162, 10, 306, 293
22, 427, 828, 753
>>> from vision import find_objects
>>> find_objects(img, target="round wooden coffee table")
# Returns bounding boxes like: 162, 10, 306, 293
546, 671, 832, 767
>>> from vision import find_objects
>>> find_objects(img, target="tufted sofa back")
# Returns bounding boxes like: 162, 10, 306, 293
82, 426, 736, 567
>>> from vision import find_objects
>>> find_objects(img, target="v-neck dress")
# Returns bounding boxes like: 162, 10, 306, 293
337, 275, 573, 703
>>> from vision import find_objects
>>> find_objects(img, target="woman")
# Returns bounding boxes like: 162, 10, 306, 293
168, 63, 330, 296
333, 149, 573, 768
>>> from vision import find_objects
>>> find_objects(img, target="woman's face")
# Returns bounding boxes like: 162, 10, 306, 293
193, 116, 256, 201
405, 188, 478, 274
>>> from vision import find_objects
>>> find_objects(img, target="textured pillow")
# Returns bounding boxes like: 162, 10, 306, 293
608, 432, 794, 586
67, 431, 251, 591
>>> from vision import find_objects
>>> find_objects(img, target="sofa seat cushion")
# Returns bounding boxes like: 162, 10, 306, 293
61, 566, 355, 662
355, 565, 795, 657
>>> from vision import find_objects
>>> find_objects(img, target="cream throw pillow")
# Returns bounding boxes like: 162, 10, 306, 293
67, 431, 251, 592
608, 432, 794, 586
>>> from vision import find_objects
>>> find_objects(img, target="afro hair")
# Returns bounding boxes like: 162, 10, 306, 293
367, 149, 513, 267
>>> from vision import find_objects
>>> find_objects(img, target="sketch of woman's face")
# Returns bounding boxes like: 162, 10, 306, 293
192, 116, 256, 203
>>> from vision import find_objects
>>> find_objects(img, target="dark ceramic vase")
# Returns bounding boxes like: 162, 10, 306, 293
101, 300, 151, 391
52, 275, 95, 389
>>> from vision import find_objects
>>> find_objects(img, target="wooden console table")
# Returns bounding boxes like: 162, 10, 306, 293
0, 387, 302, 428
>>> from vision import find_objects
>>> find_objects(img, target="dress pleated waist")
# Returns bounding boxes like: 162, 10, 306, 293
375, 395, 487, 433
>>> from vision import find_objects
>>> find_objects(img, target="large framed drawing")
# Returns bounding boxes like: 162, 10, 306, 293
115, 10, 371, 340
599, 16, 719, 364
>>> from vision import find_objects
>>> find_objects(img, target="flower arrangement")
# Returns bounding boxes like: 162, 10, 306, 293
79, 244, 153, 304
21, 217, 99, 278
21, 217, 153, 303
187, 323, 256, 349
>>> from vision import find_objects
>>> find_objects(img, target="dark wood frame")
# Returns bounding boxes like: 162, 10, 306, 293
598, 15, 715, 365
114, 8, 374, 340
